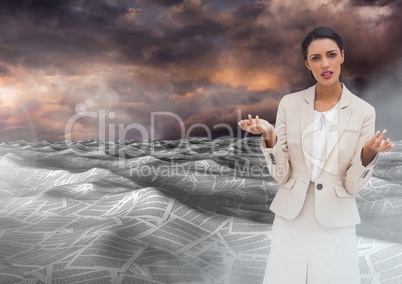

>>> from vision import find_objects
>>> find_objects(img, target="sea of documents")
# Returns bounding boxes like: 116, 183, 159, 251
0, 138, 401, 283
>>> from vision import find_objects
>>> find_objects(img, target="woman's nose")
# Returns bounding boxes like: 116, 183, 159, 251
322, 58, 329, 69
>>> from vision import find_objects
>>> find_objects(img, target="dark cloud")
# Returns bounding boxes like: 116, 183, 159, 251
0, 0, 128, 25
349, 0, 398, 6
0, 65, 10, 76
0, 0, 401, 141
143, 0, 186, 7
0, 0, 129, 70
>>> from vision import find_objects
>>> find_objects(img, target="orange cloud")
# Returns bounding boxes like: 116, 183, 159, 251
212, 68, 283, 91
169, 91, 195, 100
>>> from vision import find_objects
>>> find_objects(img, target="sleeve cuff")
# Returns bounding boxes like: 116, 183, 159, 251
259, 135, 274, 153
360, 151, 378, 168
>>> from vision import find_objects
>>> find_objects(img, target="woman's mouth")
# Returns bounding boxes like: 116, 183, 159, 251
321, 71, 333, 79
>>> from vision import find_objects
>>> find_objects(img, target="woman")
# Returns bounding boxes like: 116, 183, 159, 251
238, 27, 394, 284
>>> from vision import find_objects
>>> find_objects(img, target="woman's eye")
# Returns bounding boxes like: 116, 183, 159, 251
329, 53, 337, 57
311, 56, 319, 61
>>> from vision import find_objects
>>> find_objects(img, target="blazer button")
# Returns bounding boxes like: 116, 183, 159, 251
316, 183, 323, 190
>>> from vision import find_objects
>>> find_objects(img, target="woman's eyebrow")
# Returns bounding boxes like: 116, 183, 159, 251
309, 49, 338, 58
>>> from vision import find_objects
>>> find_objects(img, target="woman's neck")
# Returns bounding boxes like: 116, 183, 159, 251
315, 81, 343, 102
314, 81, 343, 112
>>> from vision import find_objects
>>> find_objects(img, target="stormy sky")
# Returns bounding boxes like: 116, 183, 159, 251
0, 0, 401, 142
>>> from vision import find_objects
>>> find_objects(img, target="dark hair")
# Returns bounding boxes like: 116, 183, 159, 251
301, 27, 344, 60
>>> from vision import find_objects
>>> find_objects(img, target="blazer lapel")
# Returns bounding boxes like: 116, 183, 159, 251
324, 84, 353, 156
300, 85, 316, 179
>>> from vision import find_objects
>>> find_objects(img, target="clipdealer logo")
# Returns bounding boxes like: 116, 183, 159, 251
63, 102, 258, 169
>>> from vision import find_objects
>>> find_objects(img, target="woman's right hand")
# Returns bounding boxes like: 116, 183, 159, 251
238, 114, 274, 136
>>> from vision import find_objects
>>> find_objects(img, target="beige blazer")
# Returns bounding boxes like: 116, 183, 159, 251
260, 83, 378, 228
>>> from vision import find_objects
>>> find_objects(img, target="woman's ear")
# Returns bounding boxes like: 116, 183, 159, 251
341, 50, 345, 64
305, 60, 311, 70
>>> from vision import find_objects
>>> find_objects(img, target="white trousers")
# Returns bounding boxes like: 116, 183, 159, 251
263, 182, 360, 284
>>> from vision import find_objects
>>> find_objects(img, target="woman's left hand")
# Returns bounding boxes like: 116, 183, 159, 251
364, 129, 395, 153
361, 129, 394, 166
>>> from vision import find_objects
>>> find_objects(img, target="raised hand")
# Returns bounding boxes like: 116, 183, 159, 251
365, 129, 395, 153
361, 129, 395, 166
238, 114, 273, 135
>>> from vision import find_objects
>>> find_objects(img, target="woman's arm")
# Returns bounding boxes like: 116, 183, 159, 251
238, 97, 292, 184
343, 107, 394, 194
261, 123, 277, 148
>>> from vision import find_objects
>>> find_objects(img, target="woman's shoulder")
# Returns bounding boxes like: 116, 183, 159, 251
280, 85, 315, 104
344, 85, 375, 112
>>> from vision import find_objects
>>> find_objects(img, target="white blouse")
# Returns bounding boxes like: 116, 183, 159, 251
310, 102, 339, 182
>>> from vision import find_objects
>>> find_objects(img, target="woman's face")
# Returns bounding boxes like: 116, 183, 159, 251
305, 38, 344, 87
